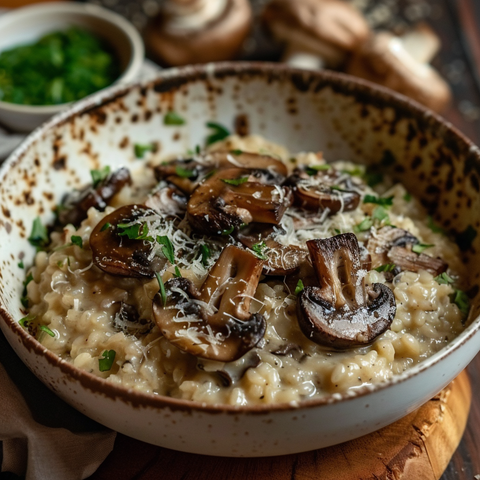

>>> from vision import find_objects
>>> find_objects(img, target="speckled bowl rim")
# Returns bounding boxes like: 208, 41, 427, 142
1, 61, 479, 414
0, 2, 144, 114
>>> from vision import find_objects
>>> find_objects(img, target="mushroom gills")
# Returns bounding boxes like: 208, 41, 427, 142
152, 245, 266, 362
297, 233, 396, 348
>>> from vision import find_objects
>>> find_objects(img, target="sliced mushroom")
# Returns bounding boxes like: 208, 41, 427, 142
271, 343, 306, 362
237, 224, 308, 275
367, 226, 447, 276
58, 167, 132, 227
197, 350, 261, 386
90, 204, 166, 278
145, 181, 188, 217
113, 302, 154, 336
297, 233, 396, 348
152, 245, 266, 361
187, 168, 292, 235
285, 167, 360, 214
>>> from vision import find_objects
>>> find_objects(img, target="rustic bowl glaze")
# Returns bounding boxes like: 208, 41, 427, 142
1, 63, 480, 457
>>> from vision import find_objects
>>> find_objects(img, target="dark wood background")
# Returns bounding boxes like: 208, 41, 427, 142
1, 0, 480, 478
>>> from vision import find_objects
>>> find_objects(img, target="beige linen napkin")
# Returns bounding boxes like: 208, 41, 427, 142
0, 362, 116, 480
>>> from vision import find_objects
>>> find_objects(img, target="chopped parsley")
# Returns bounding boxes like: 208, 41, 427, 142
117, 222, 153, 242
435, 272, 454, 285
175, 165, 196, 178
28, 217, 49, 249
403, 193, 412, 202
100, 222, 111, 232
174, 266, 182, 278
71, 235, 83, 248
363, 195, 394, 207
156, 235, 175, 264
200, 244, 211, 266
372, 206, 390, 223
155, 272, 167, 307
164, 111, 185, 126
98, 350, 116, 372
305, 164, 330, 176
18, 260, 24, 269
206, 121, 230, 145
230, 149, 243, 155
342, 166, 364, 177
252, 241, 268, 260
451, 289, 470, 316
222, 176, 249, 186
363, 171, 383, 188
90, 166, 110, 187
354, 217, 373, 233
294, 279, 305, 296
19, 314, 35, 328
221, 225, 235, 236
375, 263, 396, 272
412, 243, 434, 254
134, 143, 155, 159
39, 325, 55, 337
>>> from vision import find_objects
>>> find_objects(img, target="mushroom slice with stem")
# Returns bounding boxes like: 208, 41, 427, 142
285, 167, 360, 214
187, 168, 292, 235
297, 233, 396, 348
237, 223, 308, 275
90, 204, 166, 278
152, 245, 266, 362
58, 167, 132, 227
367, 226, 447, 276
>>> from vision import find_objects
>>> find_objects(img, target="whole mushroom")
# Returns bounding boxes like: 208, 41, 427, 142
152, 245, 266, 362
262, 0, 370, 69
297, 233, 396, 349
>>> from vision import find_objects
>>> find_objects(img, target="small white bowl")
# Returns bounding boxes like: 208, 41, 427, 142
0, 2, 144, 132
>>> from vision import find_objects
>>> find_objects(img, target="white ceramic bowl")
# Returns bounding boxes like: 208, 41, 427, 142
0, 2, 144, 132
1, 63, 480, 457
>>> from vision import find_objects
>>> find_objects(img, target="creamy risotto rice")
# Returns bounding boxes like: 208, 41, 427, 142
23, 135, 468, 405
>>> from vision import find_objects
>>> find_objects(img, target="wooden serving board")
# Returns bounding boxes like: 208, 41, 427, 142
90, 370, 471, 480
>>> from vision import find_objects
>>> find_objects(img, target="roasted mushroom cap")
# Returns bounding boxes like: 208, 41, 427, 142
285, 167, 360, 214
297, 233, 396, 348
145, 181, 188, 217
58, 167, 132, 227
90, 204, 166, 278
367, 226, 447, 276
152, 245, 266, 362
187, 168, 292, 235
237, 224, 308, 275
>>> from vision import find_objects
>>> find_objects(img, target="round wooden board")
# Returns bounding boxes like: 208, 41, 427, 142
90, 370, 472, 480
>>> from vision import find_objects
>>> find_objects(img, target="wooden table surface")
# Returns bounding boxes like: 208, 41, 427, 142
1, 0, 480, 478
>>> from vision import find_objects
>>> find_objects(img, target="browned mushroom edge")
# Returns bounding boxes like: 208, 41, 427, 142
187, 167, 292, 236
152, 245, 266, 362
297, 233, 396, 349
367, 226, 447, 277
57, 167, 132, 227
284, 166, 360, 215
90, 204, 167, 278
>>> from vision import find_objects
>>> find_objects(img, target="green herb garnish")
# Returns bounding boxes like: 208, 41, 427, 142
375, 263, 396, 272
403, 193, 412, 202
364, 171, 383, 187
354, 217, 373, 233
305, 164, 330, 176
155, 272, 167, 307
451, 289, 470, 316
28, 217, 49, 249
435, 272, 454, 285
156, 236, 175, 264
252, 242, 268, 260
117, 222, 153, 242
200, 244, 211, 266
222, 176, 249, 186
174, 266, 182, 278
19, 314, 35, 328
294, 279, 305, 295
175, 166, 196, 178
221, 225, 235, 236
71, 235, 83, 248
372, 206, 390, 225
412, 243, 434, 254
100, 222, 111, 232
363, 195, 394, 207
206, 121, 230, 145
230, 149, 243, 155
427, 216, 446, 235
134, 143, 155, 159
164, 111, 185, 126
39, 325, 55, 337
99, 350, 116, 372
342, 166, 365, 177
90, 166, 110, 187
18, 260, 24, 269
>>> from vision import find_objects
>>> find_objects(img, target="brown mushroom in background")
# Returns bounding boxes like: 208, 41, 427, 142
187, 168, 292, 236
145, 182, 188, 217
345, 24, 451, 112
90, 204, 166, 278
145, 0, 252, 66
297, 233, 396, 349
58, 167, 131, 227
237, 223, 308, 275
152, 246, 266, 362
262, 0, 370, 70
367, 226, 447, 276
284, 166, 360, 215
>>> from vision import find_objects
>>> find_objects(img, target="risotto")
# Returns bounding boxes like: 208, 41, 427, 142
22, 135, 468, 406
